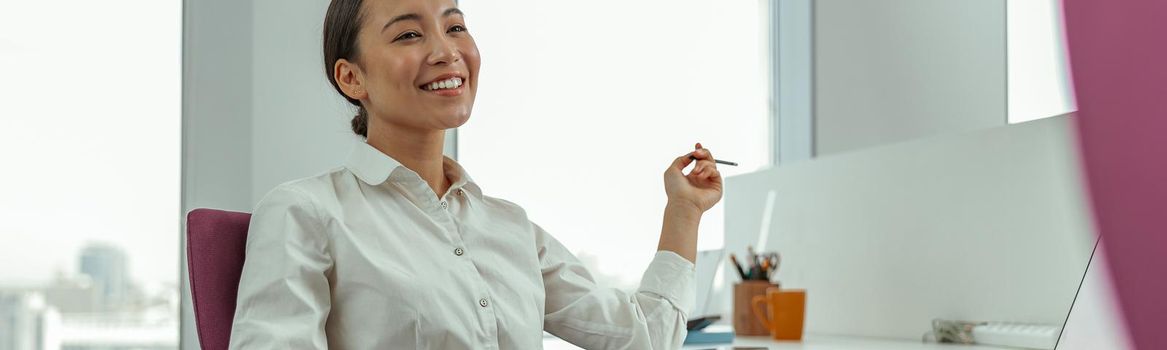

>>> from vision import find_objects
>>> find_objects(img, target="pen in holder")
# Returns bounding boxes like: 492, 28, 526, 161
733, 280, 779, 336
729, 248, 783, 336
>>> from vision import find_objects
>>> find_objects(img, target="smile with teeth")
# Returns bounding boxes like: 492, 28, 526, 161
422, 77, 464, 91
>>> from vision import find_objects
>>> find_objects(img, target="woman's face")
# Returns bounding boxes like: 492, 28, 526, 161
350, 0, 480, 133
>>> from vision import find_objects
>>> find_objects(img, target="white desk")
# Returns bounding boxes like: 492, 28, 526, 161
543, 333, 1015, 350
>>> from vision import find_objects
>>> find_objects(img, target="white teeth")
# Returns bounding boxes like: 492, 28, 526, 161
424, 77, 464, 91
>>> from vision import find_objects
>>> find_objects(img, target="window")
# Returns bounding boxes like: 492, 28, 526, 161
1008, 0, 1076, 123
457, 0, 771, 290
0, 1, 181, 348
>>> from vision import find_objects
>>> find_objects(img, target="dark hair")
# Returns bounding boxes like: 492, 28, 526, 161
323, 0, 369, 138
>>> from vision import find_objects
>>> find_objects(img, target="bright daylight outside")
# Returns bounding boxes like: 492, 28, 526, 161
458, 0, 771, 290
0, 1, 182, 349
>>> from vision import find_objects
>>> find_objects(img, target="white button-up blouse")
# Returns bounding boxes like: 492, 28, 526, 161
228, 142, 695, 349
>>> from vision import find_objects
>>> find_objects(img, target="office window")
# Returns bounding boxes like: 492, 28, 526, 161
1008, 0, 1076, 123
458, 0, 770, 290
0, 1, 181, 349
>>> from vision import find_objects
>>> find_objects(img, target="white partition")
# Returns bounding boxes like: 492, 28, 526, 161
719, 115, 1095, 340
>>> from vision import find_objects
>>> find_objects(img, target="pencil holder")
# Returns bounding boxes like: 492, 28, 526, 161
733, 280, 779, 336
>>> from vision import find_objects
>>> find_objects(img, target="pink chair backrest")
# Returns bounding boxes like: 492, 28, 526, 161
187, 208, 252, 350
1063, 0, 1167, 349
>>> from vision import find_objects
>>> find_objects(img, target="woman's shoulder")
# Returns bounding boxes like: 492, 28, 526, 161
254, 167, 349, 213
475, 192, 534, 221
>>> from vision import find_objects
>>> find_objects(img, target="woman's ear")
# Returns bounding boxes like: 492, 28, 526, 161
335, 58, 366, 100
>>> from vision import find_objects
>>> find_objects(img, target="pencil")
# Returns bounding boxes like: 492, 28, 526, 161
690, 156, 738, 166
729, 254, 748, 280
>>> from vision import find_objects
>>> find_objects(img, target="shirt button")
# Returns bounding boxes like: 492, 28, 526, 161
479, 298, 489, 308
454, 247, 464, 256
457, 189, 465, 196
439, 201, 448, 209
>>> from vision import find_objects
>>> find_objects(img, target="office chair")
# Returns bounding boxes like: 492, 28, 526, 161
1065, 0, 1167, 348
186, 208, 251, 350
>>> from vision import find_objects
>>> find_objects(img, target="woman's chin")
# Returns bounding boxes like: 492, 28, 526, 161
435, 110, 471, 129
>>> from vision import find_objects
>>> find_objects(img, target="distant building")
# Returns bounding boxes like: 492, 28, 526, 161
0, 292, 61, 350
1, 243, 177, 350
77, 244, 129, 310
42, 277, 97, 314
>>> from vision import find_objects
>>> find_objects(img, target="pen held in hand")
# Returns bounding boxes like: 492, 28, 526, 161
689, 155, 738, 166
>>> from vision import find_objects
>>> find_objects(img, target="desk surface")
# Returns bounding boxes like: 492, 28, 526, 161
543, 333, 1015, 350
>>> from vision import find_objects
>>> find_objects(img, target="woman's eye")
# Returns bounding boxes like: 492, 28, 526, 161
448, 25, 467, 33
394, 31, 421, 42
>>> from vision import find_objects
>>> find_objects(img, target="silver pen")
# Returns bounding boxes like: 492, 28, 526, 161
690, 155, 738, 166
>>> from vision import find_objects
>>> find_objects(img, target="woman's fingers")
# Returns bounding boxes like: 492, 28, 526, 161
691, 148, 714, 161
705, 168, 721, 183
671, 151, 698, 172
692, 162, 718, 180
674, 143, 720, 178
692, 145, 717, 171
692, 159, 716, 176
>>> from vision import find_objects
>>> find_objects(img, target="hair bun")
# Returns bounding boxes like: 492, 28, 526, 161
351, 106, 368, 138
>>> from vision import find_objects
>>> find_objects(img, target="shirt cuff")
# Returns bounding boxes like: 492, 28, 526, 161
637, 250, 696, 316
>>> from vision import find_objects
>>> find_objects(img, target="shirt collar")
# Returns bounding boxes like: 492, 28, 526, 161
344, 142, 483, 200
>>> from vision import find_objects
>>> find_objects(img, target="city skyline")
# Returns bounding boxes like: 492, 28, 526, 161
0, 235, 180, 288
0, 241, 180, 350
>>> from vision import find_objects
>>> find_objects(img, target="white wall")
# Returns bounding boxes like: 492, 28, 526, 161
774, 0, 814, 164
249, 0, 360, 204
722, 115, 1095, 340
812, 0, 1008, 156
182, 0, 253, 213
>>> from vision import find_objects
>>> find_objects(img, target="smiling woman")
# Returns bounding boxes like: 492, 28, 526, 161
323, 0, 479, 144
229, 0, 726, 349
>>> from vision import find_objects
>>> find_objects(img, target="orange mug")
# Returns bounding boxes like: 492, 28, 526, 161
750, 288, 806, 341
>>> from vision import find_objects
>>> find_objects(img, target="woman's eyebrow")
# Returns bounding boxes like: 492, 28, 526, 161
380, 8, 464, 33
443, 8, 464, 18
382, 13, 421, 33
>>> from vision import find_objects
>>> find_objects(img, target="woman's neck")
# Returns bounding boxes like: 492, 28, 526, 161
366, 123, 450, 200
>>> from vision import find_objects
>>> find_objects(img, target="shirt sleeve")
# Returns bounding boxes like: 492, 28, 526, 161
228, 185, 332, 349
535, 222, 696, 350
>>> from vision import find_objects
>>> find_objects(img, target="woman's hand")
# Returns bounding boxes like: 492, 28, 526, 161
657, 143, 723, 262
663, 143, 724, 213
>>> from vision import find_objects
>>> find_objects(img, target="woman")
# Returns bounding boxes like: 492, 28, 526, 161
229, 0, 724, 348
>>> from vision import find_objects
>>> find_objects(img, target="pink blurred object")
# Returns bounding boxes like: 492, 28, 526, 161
186, 208, 252, 350
1062, 0, 1167, 349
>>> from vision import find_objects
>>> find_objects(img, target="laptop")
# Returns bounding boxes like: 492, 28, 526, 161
688, 249, 725, 329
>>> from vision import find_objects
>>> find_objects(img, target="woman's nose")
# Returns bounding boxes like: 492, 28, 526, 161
426, 37, 461, 66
